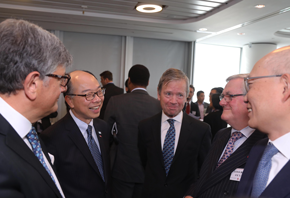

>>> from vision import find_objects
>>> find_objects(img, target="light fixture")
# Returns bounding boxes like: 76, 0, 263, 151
255, 5, 265, 8
198, 28, 208, 31
136, 4, 163, 13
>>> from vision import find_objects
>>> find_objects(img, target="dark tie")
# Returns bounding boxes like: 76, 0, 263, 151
186, 102, 190, 114
163, 119, 175, 176
87, 125, 105, 181
216, 131, 243, 168
26, 127, 56, 183
251, 143, 279, 197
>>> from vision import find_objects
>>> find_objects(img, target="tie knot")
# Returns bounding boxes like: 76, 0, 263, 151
87, 125, 93, 136
167, 119, 175, 126
230, 131, 243, 142
262, 142, 279, 160
27, 127, 38, 140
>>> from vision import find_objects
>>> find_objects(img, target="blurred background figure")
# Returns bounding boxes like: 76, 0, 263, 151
125, 78, 131, 93
195, 91, 209, 120
183, 85, 200, 118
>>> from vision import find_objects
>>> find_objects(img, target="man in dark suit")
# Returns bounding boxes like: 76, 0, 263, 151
0, 19, 72, 198
138, 68, 211, 198
41, 70, 111, 198
183, 85, 200, 117
236, 46, 290, 198
185, 74, 266, 198
99, 70, 123, 119
195, 91, 209, 119
105, 64, 161, 198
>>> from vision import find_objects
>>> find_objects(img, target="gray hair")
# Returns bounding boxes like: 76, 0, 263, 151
0, 19, 72, 94
158, 68, 189, 96
226, 73, 249, 94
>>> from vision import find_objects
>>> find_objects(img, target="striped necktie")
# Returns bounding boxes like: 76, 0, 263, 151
162, 119, 175, 176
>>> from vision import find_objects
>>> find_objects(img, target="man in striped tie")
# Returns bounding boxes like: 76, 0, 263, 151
138, 68, 211, 198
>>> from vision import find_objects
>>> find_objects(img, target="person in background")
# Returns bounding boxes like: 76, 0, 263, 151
0, 18, 72, 198
138, 68, 211, 198
195, 91, 209, 120
125, 78, 131, 93
99, 70, 123, 119
206, 87, 223, 114
236, 46, 290, 198
105, 64, 161, 198
183, 85, 200, 118
185, 74, 265, 198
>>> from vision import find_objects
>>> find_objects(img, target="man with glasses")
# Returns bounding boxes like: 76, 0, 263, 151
185, 74, 265, 198
236, 46, 290, 198
0, 19, 72, 198
40, 70, 111, 198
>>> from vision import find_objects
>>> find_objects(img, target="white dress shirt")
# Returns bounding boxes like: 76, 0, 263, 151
160, 111, 183, 154
219, 126, 255, 161
69, 110, 101, 152
267, 132, 290, 186
131, 87, 147, 92
0, 97, 65, 198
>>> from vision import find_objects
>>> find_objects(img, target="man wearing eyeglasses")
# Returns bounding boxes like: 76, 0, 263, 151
40, 70, 111, 198
236, 46, 290, 198
0, 19, 72, 198
185, 74, 265, 198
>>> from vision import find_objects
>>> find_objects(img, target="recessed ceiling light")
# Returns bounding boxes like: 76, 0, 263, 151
237, 33, 245, 36
255, 5, 265, 8
198, 28, 208, 31
136, 4, 163, 13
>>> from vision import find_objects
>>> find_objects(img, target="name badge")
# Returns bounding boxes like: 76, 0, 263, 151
230, 168, 244, 181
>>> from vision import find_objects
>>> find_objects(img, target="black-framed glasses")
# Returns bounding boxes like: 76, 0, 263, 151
219, 93, 245, 102
46, 74, 71, 87
244, 75, 282, 92
66, 88, 105, 101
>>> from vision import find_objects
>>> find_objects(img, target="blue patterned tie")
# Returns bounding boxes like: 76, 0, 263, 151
163, 119, 175, 176
26, 127, 56, 183
216, 131, 243, 168
87, 125, 105, 181
251, 142, 279, 197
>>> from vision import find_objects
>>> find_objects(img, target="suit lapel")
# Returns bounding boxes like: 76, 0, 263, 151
198, 129, 265, 195
65, 114, 103, 179
2, 116, 61, 198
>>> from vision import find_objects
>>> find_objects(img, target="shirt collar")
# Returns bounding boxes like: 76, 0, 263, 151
131, 87, 147, 92
69, 110, 93, 134
0, 97, 32, 139
270, 132, 290, 160
161, 110, 183, 124
231, 126, 255, 138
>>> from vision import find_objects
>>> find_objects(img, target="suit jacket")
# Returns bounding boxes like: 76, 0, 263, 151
185, 128, 266, 198
0, 114, 62, 198
104, 89, 161, 183
99, 83, 123, 119
138, 112, 211, 198
203, 111, 227, 141
236, 137, 290, 198
195, 102, 210, 114
40, 113, 111, 198
183, 101, 200, 117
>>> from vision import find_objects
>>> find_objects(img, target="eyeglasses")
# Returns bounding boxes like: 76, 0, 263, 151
219, 93, 245, 102
66, 88, 105, 101
244, 75, 282, 92
46, 74, 71, 87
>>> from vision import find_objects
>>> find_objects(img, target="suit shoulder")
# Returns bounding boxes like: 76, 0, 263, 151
139, 112, 161, 126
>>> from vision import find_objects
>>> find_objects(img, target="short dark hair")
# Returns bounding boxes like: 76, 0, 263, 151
0, 19, 72, 94
100, 70, 113, 81
128, 64, 150, 87
190, 85, 195, 91
197, 91, 204, 97
125, 79, 129, 88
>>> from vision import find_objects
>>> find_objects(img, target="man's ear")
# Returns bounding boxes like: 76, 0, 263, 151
157, 89, 161, 101
65, 95, 74, 109
23, 71, 41, 101
281, 74, 290, 102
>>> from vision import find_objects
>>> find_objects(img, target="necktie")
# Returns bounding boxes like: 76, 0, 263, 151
186, 102, 190, 114
216, 131, 243, 168
26, 127, 56, 183
251, 143, 279, 197
87, 125, 105, 181
163, 119, 175, 176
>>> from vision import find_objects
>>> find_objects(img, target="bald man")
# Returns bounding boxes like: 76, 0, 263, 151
236, 46, 290, 198
40, 70, 111, 198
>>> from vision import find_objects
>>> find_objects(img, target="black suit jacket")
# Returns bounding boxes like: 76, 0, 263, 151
183, 101, 200, 117
186, 128, 266, 198
236, 137, 290, 198
0, 115, 62, 198
40, 113, 111, 198
138, 112, 211, 198
104, 89, 161, 183
203, 111, 227, 141
100, 83, 123, 119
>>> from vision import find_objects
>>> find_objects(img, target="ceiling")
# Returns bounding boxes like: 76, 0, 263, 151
0, 0, 289, 47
